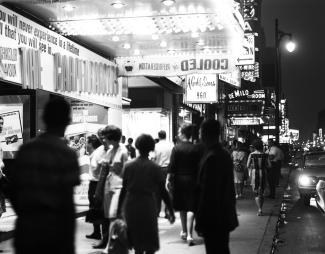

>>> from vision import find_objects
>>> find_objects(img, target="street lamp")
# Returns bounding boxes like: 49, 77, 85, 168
274, 18, 295, 144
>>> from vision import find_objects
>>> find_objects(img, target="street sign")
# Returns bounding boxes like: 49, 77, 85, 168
236, 34, 255, 65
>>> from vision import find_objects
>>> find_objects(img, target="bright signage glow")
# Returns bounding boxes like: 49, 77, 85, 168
230, 117, 264, 126
0, 5, 121, 109
117, 55, 233, 77
184, 74, 218, 103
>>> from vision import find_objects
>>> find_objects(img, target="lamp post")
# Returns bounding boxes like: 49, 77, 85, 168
274, 18, 295, 144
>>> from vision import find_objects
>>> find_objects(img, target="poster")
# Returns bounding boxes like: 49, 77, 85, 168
0, 104, 23, 152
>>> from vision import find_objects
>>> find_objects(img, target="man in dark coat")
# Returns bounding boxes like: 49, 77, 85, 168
195, 119, 239, 254
9, 98, 80, 254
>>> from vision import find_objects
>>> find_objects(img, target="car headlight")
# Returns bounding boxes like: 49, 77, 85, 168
298, 175, 317, 186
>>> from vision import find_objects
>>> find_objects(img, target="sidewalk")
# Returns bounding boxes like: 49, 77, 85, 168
0, 169, 288, 253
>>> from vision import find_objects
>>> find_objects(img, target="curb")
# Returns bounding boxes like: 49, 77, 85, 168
257, 171, 289, 254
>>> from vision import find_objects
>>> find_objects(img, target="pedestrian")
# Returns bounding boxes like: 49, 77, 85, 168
195, 119, 238, 254
86, 128, 111, 248
85, 134, 102, 240
95, 125, 128, 252
121, 135, 126, 145
267, 139, 284, 195
118, 134, 175, 254
9, 98, 80, 254
232, 141, 247, 198
126, 137, 136, 159
247, 139, 271, 216
166, 123, 200, 246
152, 130, 174, 218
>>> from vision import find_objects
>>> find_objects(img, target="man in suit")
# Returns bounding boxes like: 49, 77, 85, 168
196, 119, 239, 254
9, 98, 80, 254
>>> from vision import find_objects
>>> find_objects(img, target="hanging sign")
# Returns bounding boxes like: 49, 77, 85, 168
219, 68, 241, 88
184, 74, 218, 103
117, 54, 234, 77
230, 117, 264, 126
236, 33, 255, 65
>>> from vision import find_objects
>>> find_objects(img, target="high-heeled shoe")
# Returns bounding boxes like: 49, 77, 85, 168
187, 236, 195, 246
180, 231, 187, 241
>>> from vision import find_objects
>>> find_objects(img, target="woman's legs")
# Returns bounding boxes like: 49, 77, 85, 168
180, 211, 187, 239
235, 183, 240, 198
239, 182, 244, 197
186, 211, 194, 238
255, 194, 264, 215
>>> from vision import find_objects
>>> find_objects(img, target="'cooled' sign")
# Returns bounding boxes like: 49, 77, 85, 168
184, 74, 218, 103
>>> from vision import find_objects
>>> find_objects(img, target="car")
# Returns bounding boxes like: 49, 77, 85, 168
297, 151, 325, 206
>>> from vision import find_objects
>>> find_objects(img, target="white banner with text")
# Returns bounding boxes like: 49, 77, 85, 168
184, 74, 218, 103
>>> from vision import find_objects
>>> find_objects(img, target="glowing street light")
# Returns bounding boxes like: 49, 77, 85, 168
286, 40, 296, 53
274, 19, 296, 143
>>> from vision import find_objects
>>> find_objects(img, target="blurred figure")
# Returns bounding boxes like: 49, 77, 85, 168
266, 139, 284, 198
121, 135, 126, 145
86, 128, 110, 245
9, 98, 80, 254
196, 119, 238, 254
85, 134, 102, 240
232, 142, 247, 198
166, 124, 200, 245
118, 134, 175, 254
153, 130, 174, 218
247, 139, 270, 216
126, 138, 136, 159
94, 125, 128, 251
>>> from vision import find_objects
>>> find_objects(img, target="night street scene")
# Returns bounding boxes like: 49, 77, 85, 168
1, 0, 325, 253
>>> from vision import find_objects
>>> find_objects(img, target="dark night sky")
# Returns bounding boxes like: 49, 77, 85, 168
261, 0, 325, 140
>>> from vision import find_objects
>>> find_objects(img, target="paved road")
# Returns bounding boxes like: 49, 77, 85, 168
276, 169, 325, 254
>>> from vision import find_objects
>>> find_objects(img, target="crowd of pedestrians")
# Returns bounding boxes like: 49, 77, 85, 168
0, 98, 285, 254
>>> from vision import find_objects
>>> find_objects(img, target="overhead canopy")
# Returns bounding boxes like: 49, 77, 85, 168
2, 0, 244, 58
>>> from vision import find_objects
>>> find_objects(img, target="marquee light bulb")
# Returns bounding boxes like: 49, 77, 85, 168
112, 36, 120, 42
111, 0, 126, 9
63, 4, 75, 12
161, 0, 176, 7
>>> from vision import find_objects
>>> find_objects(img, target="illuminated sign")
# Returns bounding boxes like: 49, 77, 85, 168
230, 117, 264, 126
54, 53, 118, 96
227, 101, 264, 117
117, 54, 234, 77
228, 89, 265, 100
219, 68, 241, 88
0, 5, 121, 109
184, 74, 218, 103
236, 34, 255, 65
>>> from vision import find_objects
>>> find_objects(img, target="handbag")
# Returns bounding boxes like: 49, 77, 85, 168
107, 219, 129, 254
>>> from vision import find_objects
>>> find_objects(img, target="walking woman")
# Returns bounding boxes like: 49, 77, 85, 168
232, 142, 247, 198
246, 139, 270, 216
94, 125, 128, 249
166, 124, 200, 245
118, 134, 175, 254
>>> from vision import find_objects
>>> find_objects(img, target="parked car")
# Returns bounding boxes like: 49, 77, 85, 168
297, 151, 325, 206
